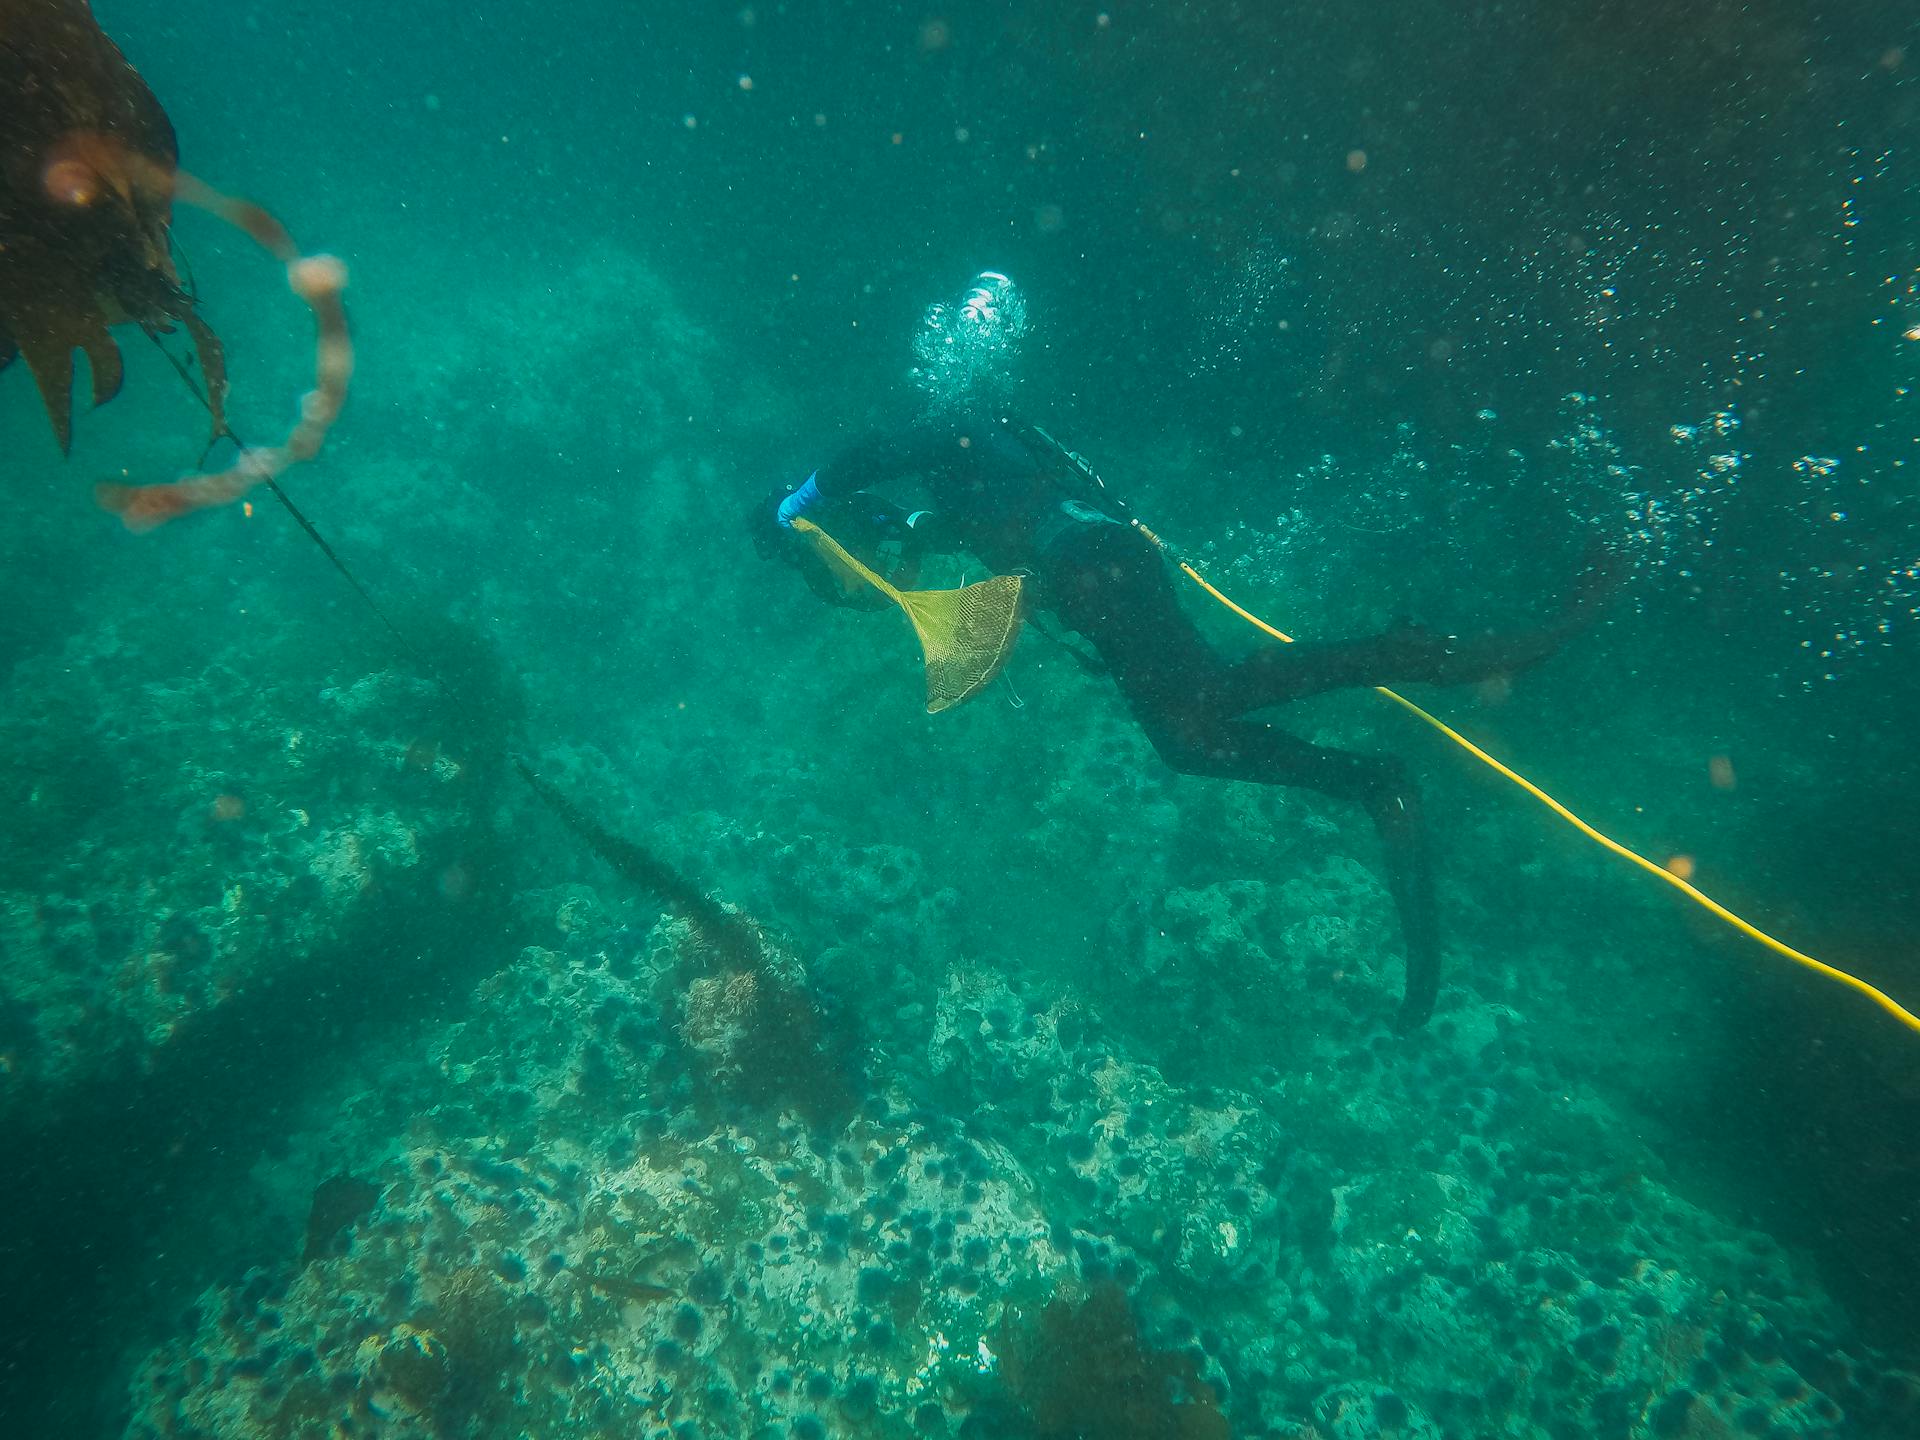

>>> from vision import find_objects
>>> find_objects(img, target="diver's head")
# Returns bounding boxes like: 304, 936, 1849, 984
910, 270, 1029, 414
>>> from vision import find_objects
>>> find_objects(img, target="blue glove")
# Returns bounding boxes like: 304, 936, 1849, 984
777, 472, 823, 528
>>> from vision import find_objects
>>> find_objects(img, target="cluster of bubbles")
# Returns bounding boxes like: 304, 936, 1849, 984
1773, 447, 1919, 679
1194, 398, 1731, 636
909, 271, 1029, 414
1554, 393, 1920, 680
1195, 422, 1540, 636
1185, 239, 1296, 378
1549, 393, 1739, 579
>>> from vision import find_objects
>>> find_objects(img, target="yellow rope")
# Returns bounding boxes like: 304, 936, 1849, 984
1131, 522, 1920, 1035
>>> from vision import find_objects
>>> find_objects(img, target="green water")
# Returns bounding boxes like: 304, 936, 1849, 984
3, 3, 1918, 1437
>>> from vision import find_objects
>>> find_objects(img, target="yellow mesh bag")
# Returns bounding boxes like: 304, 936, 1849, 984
793, 518, 1024, 712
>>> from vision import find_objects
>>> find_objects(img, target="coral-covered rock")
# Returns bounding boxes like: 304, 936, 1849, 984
0, 618, 504, 1130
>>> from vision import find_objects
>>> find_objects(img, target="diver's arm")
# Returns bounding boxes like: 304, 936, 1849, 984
776, 466, 929, 533
775, 422, 990, 545
779, 436, 888, 523
812, 424, 977, 498
779, 424, 966, 534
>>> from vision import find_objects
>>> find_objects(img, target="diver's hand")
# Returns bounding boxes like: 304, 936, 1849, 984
748, 485, 803, 563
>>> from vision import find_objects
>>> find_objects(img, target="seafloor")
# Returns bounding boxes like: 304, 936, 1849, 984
4, 250, 1917, 1440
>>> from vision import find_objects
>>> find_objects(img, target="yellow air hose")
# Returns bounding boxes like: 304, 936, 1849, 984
1128, 521, 1920, 1036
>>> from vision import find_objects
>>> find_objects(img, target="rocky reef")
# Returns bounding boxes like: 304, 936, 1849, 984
118, 799, 1919, 1440
0, 602, 508, 1128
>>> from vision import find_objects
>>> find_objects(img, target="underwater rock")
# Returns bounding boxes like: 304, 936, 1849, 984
993, 1282, 1229, 1440
669, 933, 853, 1122
0, 614, 506, 1130
1311, 1382, 1441, 1440
370, 1322, 452, 1413
301, 1173, 384, 1266
516, 761, 861, 1122
123, 912, 1091, 1439
1328, 1168, 1481, 1289
927, 966, 1284, 1290
1101, 861, 1398, 1082
118, 872, 1920, 1440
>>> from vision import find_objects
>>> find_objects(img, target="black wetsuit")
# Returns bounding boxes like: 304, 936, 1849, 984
796, 417, 1580, 1029
808, 420, 1071, 575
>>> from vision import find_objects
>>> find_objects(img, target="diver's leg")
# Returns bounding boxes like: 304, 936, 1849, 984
1369, 778, 1440, 1030
1206, 550, 1617, 715
1146, 716, 1441, 1030
1046, 524, 1447, 1025
1043, 522, 1234, 699
1206, 622, 1560, 715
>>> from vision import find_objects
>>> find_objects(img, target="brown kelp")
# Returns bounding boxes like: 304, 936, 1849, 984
515, 761, 764, 972
0, 0, 224, 450
516, 761, 856, 1121
1, 0, 351, 525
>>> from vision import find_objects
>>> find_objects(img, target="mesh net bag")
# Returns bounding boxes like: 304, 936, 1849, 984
794, 518, 1024, 712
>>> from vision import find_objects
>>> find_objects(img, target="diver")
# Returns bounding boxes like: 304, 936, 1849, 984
752, 274, 1607, 1031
